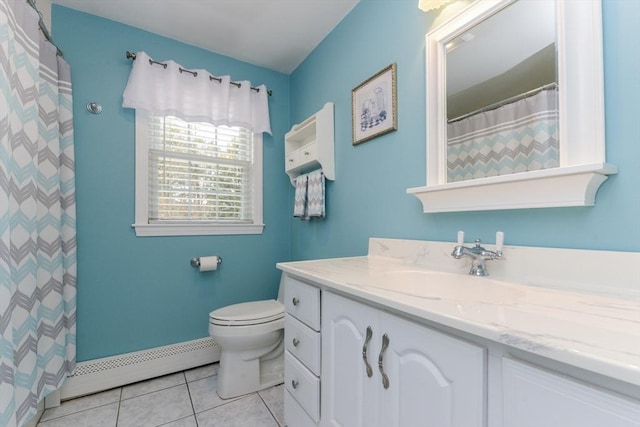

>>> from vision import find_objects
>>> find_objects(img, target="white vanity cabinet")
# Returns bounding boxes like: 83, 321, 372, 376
321, 291, 486, 427
278, 244, 640, 427
283, 275, 322, 427
285, 102, 334, 185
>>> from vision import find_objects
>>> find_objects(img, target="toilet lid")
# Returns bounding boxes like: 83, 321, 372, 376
209, 299, 284, 326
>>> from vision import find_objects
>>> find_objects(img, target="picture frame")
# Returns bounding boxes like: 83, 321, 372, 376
352, 63, 397, 145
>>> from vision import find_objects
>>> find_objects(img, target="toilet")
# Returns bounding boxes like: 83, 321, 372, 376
209, 298, 285, 399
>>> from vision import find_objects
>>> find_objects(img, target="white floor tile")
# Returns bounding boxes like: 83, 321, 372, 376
118, 384, 193, 427
39, 388, 120, 422
186, 375, 240, 413
36, 365, 285, 427
122, 371, 186, 400
37, 402, 118, 427
259, 384, 285, 427
158, 415, 198, 427
196, 394, 279, 427
184, 363, 219, 383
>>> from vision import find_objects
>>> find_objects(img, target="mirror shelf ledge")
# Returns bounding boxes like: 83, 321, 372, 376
407, 162, 617, 213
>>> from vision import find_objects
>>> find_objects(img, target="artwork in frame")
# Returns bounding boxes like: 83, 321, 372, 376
352, 63, 397, 145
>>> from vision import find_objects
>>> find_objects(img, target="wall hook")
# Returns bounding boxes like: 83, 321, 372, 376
87, 102, 103, 114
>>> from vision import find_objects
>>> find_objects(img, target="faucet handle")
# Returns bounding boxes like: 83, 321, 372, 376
496, 231, 504, 253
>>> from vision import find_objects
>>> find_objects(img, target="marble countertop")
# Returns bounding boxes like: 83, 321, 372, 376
277, 255, 640, 387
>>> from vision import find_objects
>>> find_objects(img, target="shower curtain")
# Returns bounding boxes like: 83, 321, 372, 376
447, 88, 559, 182
0, 1, 76, 426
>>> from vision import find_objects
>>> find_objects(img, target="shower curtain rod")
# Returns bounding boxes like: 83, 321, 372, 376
25, 0, 63, 57
125, 51, 273, 96
447, 82, 557, 124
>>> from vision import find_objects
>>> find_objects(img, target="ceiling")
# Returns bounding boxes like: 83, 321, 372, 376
51, 0, 360, 74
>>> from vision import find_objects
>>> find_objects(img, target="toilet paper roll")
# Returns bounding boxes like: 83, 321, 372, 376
199, 256, 220, 272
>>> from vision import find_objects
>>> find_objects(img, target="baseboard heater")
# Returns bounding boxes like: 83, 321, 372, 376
59, 337, 221, 400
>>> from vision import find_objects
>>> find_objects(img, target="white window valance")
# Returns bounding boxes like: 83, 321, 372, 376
122, 51, 271, 135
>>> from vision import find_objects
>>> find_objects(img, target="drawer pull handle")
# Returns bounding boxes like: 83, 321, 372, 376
291, 379, 299, 389
292, 297, 299, 306
378, 333, 390, 389
362, 326, 373, 378
292, 338, 300, 347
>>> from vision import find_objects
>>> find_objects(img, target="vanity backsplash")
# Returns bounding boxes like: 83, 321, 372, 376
368, 238, 639, 300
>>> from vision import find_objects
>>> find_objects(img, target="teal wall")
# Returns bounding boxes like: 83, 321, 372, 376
289, 0, 640, 260
52, 6, 292, 362
54, 0, 639, 362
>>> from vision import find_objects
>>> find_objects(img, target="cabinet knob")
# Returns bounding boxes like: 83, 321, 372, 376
288, 158, 294, 162
304, 151, 310, 155
292, 297, 299, 306
292, 338, 300, 347
291, 379, 299, 389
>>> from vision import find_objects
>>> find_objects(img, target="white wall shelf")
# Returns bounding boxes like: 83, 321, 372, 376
285, 102, 334, 186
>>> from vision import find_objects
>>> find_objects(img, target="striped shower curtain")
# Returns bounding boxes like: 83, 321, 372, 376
0, 1, 77, 426
447, 88, 559, 182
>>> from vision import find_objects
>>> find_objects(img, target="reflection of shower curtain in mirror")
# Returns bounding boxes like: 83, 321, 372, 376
447, 89, 558, 182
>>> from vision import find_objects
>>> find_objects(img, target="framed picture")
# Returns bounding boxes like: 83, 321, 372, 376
352, 63, 397, 145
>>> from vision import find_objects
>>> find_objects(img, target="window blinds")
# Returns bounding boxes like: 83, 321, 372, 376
147, 115, 254, 223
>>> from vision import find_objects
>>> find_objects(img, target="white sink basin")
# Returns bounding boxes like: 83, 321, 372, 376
363, 269, 525, 304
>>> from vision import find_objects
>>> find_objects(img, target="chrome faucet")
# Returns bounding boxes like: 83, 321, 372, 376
451, 232, 504, 276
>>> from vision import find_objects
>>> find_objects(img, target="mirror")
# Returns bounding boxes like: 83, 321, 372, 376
446, 0, 557, 182
407, 0, 616, 213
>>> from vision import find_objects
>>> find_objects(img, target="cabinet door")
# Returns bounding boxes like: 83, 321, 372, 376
503, 358, 640, 427
378, 312, 486, 427
322, 292, 379, 427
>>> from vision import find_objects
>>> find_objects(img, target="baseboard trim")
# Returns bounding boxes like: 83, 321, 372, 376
60, 337, 220, 400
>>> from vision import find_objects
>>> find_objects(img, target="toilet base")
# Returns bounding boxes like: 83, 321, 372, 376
217, 350, 284, 399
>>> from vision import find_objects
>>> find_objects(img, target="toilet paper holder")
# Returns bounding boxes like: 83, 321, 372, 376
190, 256, 222, 268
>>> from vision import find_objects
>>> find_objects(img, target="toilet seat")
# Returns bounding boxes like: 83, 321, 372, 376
209, 299, 284, 326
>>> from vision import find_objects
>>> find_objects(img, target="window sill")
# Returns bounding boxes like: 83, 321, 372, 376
132, 223, 265, 237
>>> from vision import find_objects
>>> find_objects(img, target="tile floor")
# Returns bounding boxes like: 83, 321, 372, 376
36, 363, 285, 427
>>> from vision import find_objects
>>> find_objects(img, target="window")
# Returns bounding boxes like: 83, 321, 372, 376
133, 112, 263, 236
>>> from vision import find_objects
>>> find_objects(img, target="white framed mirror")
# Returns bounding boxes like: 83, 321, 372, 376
407, 0, 616, 213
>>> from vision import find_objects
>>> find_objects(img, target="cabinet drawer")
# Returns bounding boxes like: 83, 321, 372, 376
285, 152, 298, 170
284, 275, 320, 331
285, 313, 321, 375
503, 358, 640, 427
298, 142, 318, 166
285, 351, 320, 422
285, 389, 317, 427
285, 142, 318, 173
